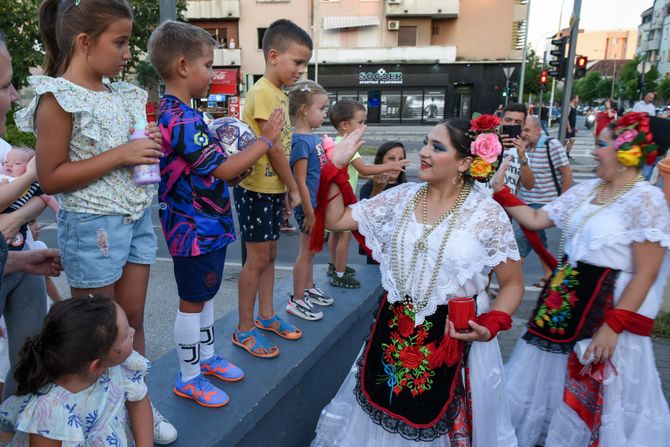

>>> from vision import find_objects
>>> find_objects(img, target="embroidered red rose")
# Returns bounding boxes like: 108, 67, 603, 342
411, 389, 419, 397
399, 345, 425, 370
470, 114, 500, 133
397, 314, 415, 338
416, 328, 428, 344
568, 291, 578, 307
394, 386, 402, 395
545, 290, 564, 310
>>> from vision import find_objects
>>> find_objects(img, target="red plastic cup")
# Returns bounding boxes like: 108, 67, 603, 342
448, 297, 476, 333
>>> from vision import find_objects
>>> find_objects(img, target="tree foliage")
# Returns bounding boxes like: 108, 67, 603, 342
659, 77, 670, 101
0, 0, 43, 90
573, 71, 602, 103
522, 48, 544, 101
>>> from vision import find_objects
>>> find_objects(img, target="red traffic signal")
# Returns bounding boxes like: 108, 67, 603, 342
539, 69, 549, 85
575, 55, 588, 79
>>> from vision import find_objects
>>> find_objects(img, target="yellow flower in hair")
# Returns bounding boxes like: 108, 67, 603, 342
617, 145, 642, 167
469, 157, 493, 180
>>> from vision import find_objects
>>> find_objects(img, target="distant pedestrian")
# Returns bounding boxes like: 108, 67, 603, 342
632, 91, 657, 116
149, 20, 283, 406
287, 80, 334, 322
594, 98, 617, 142
0, 297, 154, 446
565, 94, 579, 158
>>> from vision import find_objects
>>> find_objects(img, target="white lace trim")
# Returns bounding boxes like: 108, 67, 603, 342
351, 182, 519, 325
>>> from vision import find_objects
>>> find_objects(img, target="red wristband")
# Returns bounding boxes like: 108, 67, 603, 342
604, 309, 654, 336
475, 310, 512, 340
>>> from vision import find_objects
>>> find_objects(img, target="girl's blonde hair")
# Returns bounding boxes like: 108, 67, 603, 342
288, 80, 328, 120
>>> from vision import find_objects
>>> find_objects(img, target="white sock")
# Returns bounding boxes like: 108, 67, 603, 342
199, 300, 215, 362
336, 271, 345, 278
174, 310, 201, 382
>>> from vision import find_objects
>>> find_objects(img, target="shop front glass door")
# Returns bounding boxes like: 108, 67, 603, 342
402, 90, 423, 122
381, 91, 401, 122
422, 90, 445, 123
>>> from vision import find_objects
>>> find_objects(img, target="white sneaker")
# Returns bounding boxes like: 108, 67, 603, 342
286, 294, 323, 321
305, 286, 335, 306
152, 403, 178, 445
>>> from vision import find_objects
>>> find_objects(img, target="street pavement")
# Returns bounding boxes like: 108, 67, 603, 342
35, 115, 670, 405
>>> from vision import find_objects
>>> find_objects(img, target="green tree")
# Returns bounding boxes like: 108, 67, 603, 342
0, 0, 42, 90
522, 48, 543, 101
574, 71, 601, 103
596, 77, 613, 100
644, 64, 660, 95
619, 57, 641, 101
658, 77, 670, 101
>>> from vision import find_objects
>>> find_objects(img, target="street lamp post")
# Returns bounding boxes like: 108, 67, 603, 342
159, 0, 177, 23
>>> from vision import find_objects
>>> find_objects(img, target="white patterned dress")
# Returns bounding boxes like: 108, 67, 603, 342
312, 182, 521, 447
505, 179, 670, 447
0, 351, 150, 446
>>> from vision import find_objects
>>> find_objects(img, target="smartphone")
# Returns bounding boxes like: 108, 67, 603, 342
501, 124, 522, 139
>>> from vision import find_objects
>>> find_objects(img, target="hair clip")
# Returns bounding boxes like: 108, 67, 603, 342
300, 85, 311, 93
30, 335, 43, 353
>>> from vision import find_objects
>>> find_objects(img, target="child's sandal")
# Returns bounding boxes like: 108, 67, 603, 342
232, 327, 279, 358
255, 314, 302, 340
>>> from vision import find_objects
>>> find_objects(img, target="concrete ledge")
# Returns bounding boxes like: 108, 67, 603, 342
146, 264, 383, 447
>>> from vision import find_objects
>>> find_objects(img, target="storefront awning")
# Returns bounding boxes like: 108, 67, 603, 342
210, 69, 238, 95
322, 16, 380, 30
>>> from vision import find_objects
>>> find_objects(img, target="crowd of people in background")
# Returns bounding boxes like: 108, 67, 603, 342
0, 0, 668, 445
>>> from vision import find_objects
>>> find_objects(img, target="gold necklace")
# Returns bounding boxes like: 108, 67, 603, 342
558, 175, 643, 259
391, 183, 471, 312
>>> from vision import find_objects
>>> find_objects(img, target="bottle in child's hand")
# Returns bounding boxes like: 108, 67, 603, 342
322, 134, 336, 160
132, 119, 161, 185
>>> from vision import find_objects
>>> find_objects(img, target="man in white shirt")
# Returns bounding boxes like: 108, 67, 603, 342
498, 103, 535, 195
633, 92, 657, 116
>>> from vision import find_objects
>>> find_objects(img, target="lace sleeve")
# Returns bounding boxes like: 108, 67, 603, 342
350, 182, 421, 264
475, 197, 520, 267
624, 184, 670, 247
543, 179, 599, 229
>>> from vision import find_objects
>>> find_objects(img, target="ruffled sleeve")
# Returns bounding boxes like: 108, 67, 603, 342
473, 197, 521, 268
350, 182, 422, 265
0, 391, 85, 443
119, 350, 151, 402
111, 81, 148, 125
543, 179, 599, 230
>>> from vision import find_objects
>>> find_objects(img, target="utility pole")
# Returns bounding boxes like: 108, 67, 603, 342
558, 0, 581, 142
159, 0, 177, 23
548, 0, 566, 128
517, 0, 531, 104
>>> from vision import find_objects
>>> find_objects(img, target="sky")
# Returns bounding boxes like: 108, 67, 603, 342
528, 0, 653, 55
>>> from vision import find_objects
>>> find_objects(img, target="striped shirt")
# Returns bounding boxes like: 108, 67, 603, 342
519, 135, 569, 204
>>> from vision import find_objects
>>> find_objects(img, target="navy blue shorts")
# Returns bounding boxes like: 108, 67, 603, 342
172, 247, 227, 302
233, 187, 284, 242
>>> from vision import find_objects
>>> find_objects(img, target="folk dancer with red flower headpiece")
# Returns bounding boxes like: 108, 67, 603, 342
493, 111, 670, 447
310, 118, 524, 446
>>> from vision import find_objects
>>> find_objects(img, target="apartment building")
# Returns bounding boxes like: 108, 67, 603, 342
574, 29, 637, 61
636, 1, 670, 76
186, 0, 528, 123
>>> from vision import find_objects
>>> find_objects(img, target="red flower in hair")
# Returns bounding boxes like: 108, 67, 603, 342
470, 114, 501, 133
616, 112, 648, 129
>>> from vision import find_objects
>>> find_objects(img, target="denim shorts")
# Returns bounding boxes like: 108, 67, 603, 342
513, 203, 547, 258
233, 187, 284, 242
58, 208, 157, 289
172, 247, 227, 302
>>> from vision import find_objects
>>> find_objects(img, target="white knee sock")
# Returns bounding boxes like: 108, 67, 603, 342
199, 300, 215, 362
174, 310, 201, 382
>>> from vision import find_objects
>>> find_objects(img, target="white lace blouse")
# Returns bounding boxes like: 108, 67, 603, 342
350, 182, 520, 325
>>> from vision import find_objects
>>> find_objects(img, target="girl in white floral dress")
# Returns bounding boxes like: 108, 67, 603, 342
0, 296, 152, 446
14, 1, 176, 442
311, 118, 524, 446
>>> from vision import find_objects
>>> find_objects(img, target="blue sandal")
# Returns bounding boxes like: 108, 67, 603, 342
232, 327, 279, 358
255, 314, 302, 340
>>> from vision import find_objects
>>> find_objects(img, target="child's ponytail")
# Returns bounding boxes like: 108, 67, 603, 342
38, 0, 64, 77
14, 296, 119, 395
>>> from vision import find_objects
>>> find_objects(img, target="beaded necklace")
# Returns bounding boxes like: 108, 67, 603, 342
557, 175, 643, 259
391, 183, 471, 312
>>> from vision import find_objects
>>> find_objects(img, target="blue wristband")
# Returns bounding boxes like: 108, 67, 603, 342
259, 136, 273, 149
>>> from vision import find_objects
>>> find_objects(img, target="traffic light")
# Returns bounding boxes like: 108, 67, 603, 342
539, 69, 549, 85
548, 35, 568, 80
574, 55, 588, 78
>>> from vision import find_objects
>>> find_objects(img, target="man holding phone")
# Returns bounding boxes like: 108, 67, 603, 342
498, 103, 535, 195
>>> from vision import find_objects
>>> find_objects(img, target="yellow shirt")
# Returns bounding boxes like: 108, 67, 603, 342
240, 77, 292, 194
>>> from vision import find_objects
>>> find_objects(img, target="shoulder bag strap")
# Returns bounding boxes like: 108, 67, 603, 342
545, 138, 562, 196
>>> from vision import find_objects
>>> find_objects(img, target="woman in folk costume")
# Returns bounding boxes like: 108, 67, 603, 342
497, 112, 670, 447
310, 116, 524, 446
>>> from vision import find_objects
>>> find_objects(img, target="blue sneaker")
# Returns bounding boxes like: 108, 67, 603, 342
173, 373, 229, 408
200, 355, 245, 382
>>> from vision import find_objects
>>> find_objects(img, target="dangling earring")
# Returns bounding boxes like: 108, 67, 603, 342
452, 172, 464, 188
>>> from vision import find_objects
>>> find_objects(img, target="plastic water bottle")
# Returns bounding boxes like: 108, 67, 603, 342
322, 134, 336, 160
132, 119, 160, 185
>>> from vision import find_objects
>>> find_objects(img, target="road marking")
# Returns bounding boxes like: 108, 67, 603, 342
154, 257, 295, 271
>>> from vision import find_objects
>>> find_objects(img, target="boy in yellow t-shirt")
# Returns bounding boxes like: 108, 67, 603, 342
232, 19, 311, 358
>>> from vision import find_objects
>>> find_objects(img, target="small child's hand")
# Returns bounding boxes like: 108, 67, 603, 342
144, 122, 163, 146
388, 159, 410, 173
302, 209, 315, 234
261, 108, 285, 143
26, 157, 38, 181
117, 139, 163, 167
372, 173, 389, 188
332, 126, 366, 169
287, 188, 302, 210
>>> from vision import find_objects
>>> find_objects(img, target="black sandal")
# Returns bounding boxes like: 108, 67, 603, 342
533, 277, 550, 288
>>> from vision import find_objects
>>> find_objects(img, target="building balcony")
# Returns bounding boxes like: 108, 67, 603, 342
313, 46, 457, 64
638, 40, 648, 53
648, 35, 661, 51
186, 0, 240, 19
213, 47, 241, 66
385, 0, 458, 18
